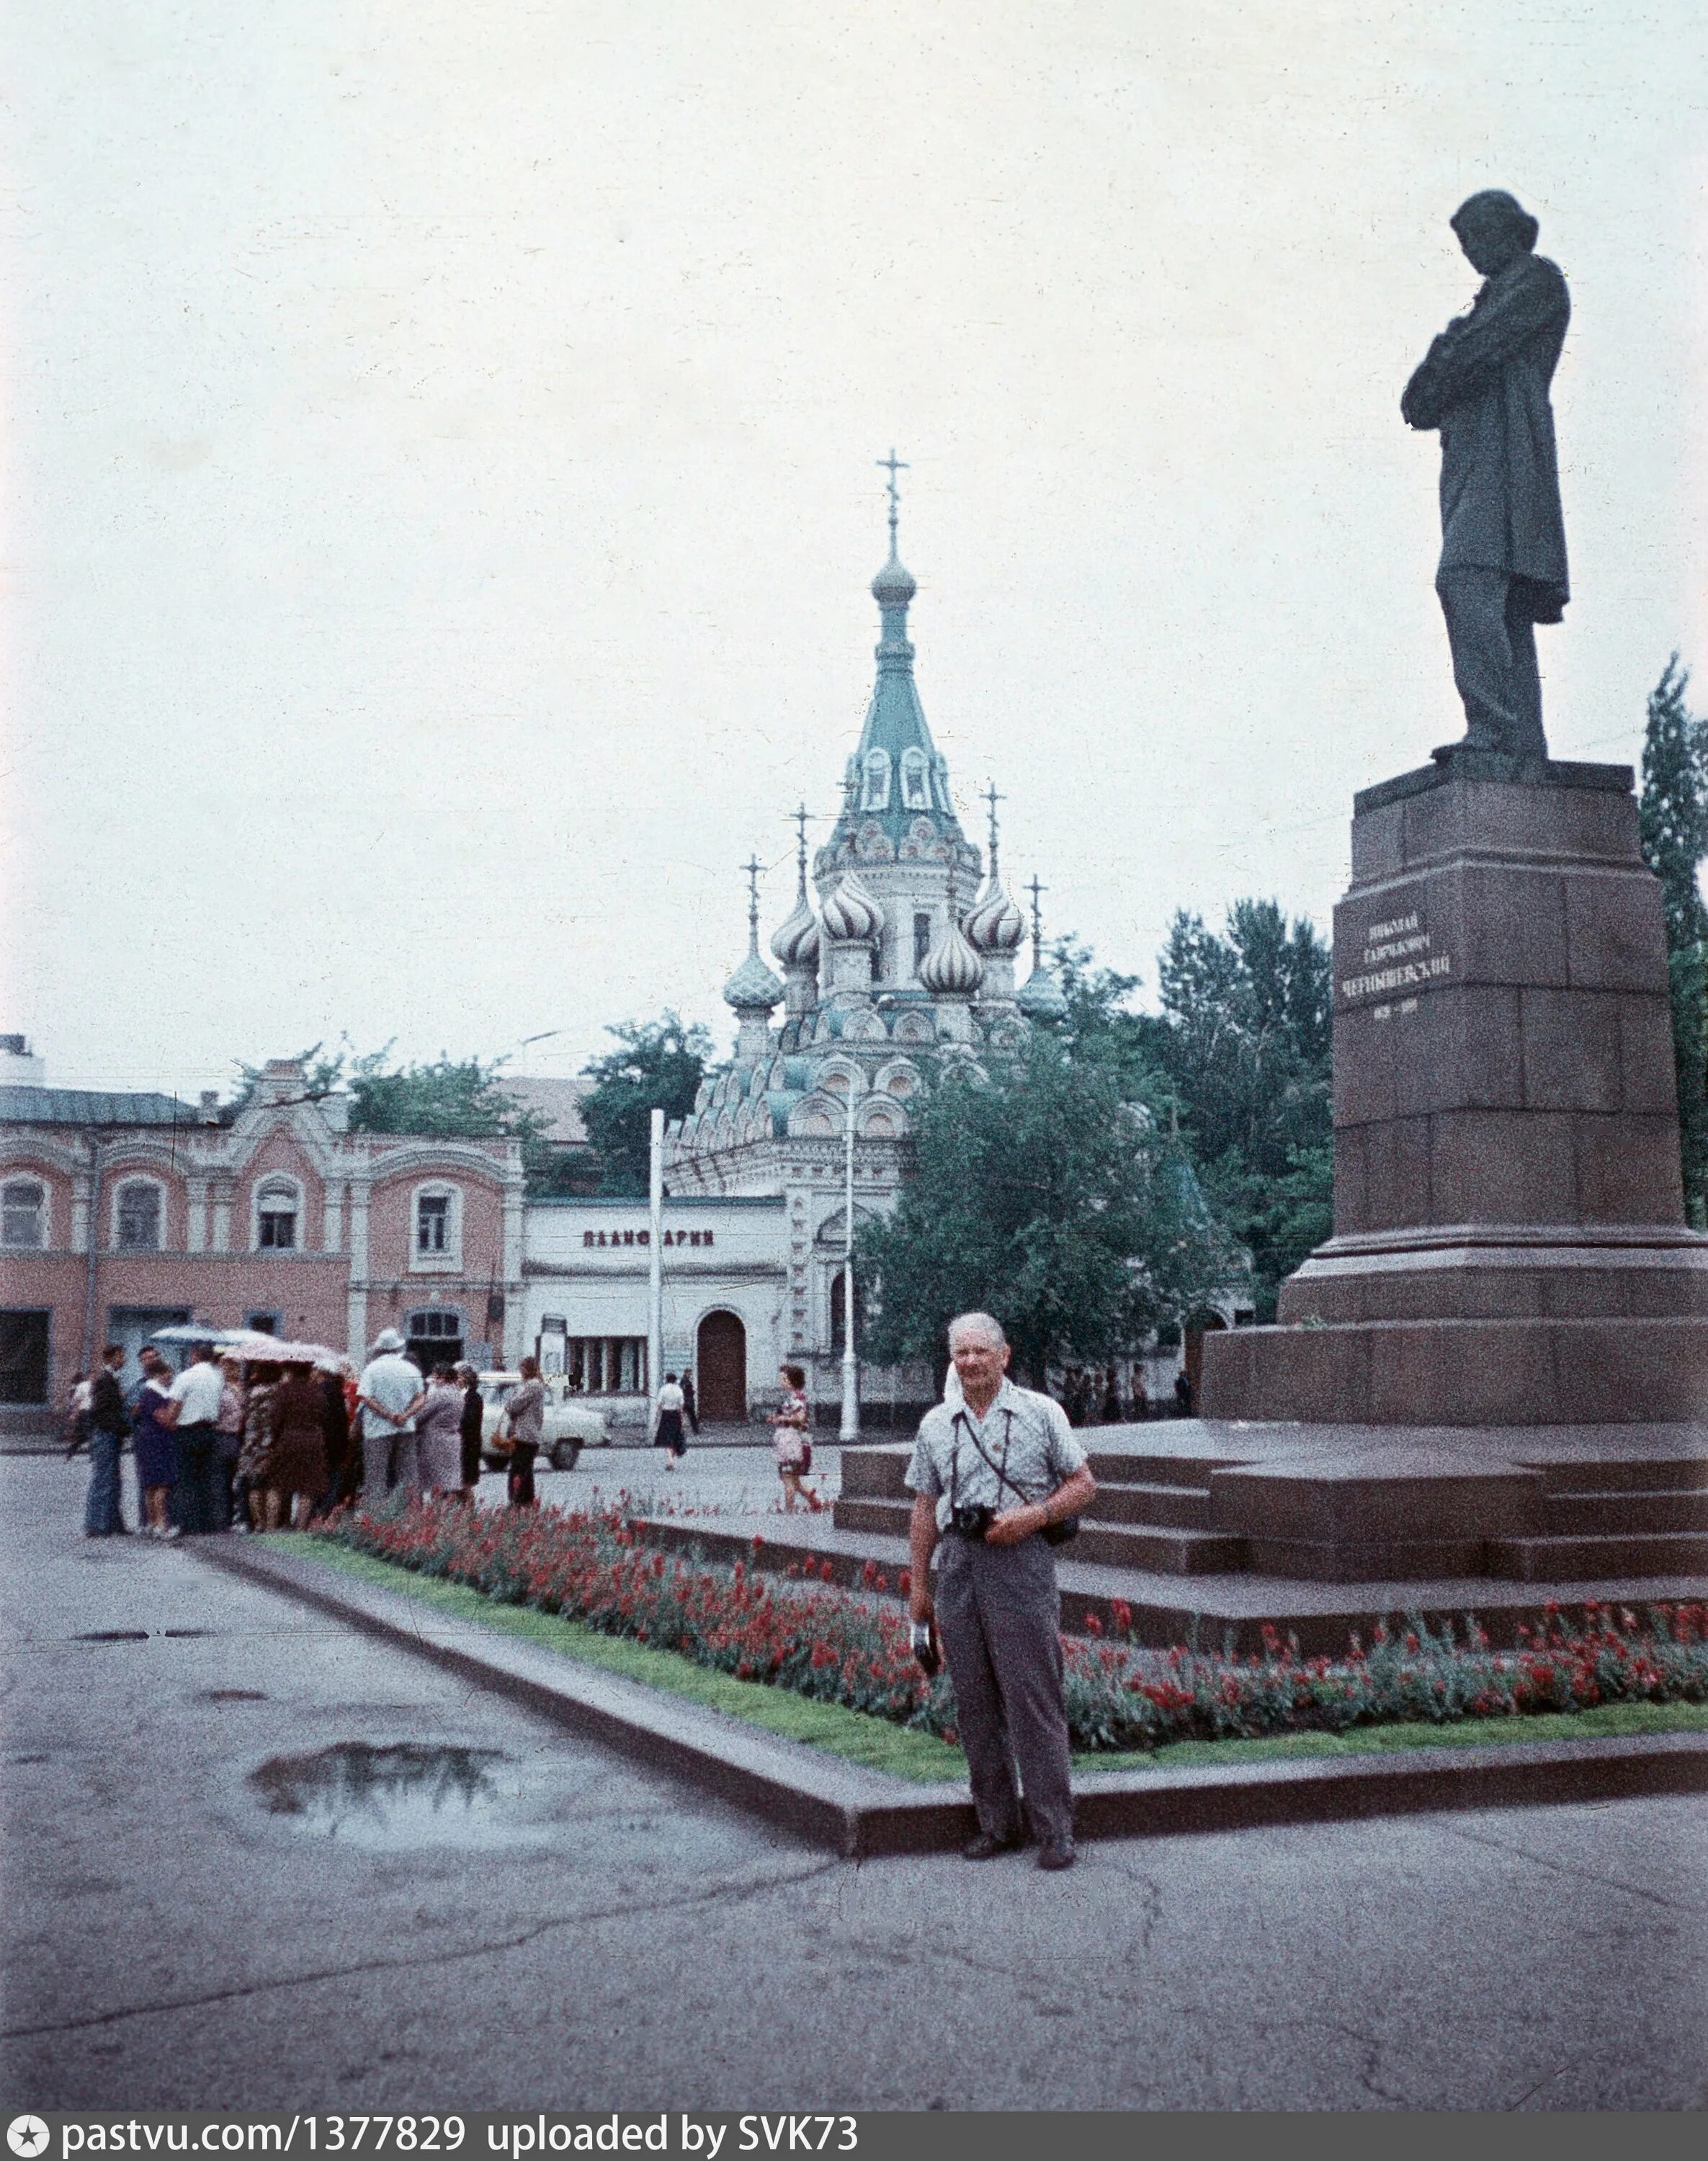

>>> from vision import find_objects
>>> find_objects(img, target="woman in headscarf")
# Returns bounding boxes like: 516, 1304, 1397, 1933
264, 1355, 331, 1529
416, 1362, 467, 1500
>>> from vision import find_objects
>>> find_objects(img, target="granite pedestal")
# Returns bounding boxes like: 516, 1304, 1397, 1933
1200, 753, 1708, 1581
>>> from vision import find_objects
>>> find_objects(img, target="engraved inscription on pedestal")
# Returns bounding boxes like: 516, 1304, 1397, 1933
1336, 902, 1452, 1010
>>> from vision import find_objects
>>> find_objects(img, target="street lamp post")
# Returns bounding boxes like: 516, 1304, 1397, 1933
839, 1073, 861, 1443
647, 1107, 664, 1403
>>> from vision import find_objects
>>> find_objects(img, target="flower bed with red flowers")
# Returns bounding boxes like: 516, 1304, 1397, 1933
313, 1502, 1708, 1755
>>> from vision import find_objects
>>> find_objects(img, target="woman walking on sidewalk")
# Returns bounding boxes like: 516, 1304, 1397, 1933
653, 1372, 687, 1464
771, 1363, 821, 1513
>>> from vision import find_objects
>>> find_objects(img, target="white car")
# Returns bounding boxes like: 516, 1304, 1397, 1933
478, 1372, 609, 1472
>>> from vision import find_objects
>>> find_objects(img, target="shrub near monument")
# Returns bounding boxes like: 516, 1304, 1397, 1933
306, 1500, 1708, 1756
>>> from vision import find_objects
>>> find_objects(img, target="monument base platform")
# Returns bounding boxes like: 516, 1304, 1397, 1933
625, 1428, 1708, 1652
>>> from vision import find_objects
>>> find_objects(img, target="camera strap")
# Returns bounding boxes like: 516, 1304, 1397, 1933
950, 1407, 1022, 1508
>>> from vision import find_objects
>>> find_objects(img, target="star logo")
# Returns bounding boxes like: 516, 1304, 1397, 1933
7, 2120, 50, 2159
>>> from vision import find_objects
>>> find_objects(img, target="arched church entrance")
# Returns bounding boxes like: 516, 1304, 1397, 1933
696, 1310, 747, 1424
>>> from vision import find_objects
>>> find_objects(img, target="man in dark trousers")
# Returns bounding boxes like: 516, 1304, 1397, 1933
906, 1313, 1097, 1870
1402, 190, 1570, 764
679, 1369, 699, 1436
83, 1343, 131, 1537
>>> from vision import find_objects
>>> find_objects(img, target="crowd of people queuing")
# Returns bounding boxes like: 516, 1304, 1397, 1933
67, 1325, 502, 1539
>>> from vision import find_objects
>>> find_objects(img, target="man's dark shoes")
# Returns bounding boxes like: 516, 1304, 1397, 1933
962, 1829, 1025, 1861
1036, 1840, 1076, 1871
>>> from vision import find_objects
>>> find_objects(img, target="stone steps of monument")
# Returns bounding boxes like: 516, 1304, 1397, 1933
1538, 1456, 1708, 1496
1092, 1480, 1215, 1529
1486, 1531, 1708, 1583
835, 1441, 1230, 1503
626, 1508, 1708, 1657
1544, 1488, 1708, 1536
831, 1493, 1245, 1575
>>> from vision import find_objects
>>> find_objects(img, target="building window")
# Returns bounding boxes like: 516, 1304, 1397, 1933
900, 748, 929, 809
1, 1180, 45, 1249
256, 1179, 298, 1250
115, 1181, 161, 1252
410, 1183, 462, 1269
0, 1310, 50, 1405
565, 1336, 648, 1395
410, 1309, 463, 1342
244, 1311, 281, 1336
862, 749, 891, 812
913, 912, 933, 972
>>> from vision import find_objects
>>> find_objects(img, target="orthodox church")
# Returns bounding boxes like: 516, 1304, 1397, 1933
522, 471, 1072, 1425
653, 477, 1070, 1415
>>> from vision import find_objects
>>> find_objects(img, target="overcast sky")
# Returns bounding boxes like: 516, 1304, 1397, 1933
6, 1, 1707, 1099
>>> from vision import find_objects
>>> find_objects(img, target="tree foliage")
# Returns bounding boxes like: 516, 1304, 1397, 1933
233, 1042, 554, 1177
1148, 899, 1334, 1317
857, 1032, 1242, 1387
1639, 654, 1708, 1224
579, 1012, 716, 1195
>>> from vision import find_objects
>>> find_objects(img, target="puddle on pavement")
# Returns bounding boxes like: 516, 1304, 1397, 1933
250, 1741, 519, 1844
73, 1629, 150, 1643
203, 1688, 269, 1704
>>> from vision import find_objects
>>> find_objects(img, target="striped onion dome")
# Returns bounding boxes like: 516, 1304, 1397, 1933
919, 915, 986, 997
821, 869, 884, 943
965, 875, 1027, 955
770, 890, 821, 969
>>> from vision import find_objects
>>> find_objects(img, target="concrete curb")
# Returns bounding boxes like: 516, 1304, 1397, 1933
190, 1538, 1708, 1858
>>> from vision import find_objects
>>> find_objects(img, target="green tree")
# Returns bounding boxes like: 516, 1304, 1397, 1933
579, 1012, 716, 1195
1638, 654, 1708, 1224
1150, 899, 1333, 1316
857, 1032, 1242, 1388
233, 1041, 552, 1169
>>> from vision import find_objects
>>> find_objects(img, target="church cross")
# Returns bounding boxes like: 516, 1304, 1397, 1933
877, 448, 909, 549
1026, 875, 1047, 969
742, 854, 764, 949
792, 802, 810, 890
983, 781, 1005, 874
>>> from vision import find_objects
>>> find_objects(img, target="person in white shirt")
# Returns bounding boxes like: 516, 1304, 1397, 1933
356, 1329, 427, 1511
162, 1343, 229, 1536
653, 1374, 687, 1463
906, 1312, 1097, 1871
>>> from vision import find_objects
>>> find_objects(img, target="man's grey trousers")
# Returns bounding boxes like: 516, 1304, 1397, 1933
362, 1427, 419, 1512
934, 1531, 1074, 1845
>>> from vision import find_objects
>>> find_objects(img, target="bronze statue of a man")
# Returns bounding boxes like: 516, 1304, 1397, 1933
1402, 191, 1569, 764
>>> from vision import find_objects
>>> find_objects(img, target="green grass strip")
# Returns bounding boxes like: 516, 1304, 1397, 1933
1074, 1697, 1708, 1774
264, 1534, 962, 1781
264, 1534, 1708, 1786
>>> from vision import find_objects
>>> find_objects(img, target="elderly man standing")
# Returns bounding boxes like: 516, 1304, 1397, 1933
1401, 189, 1570, 764
356, 1328, 427, 1511
906, 1313, 1098, 1869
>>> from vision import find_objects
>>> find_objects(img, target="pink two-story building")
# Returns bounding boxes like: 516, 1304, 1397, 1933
0, 1046, 524, 1436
